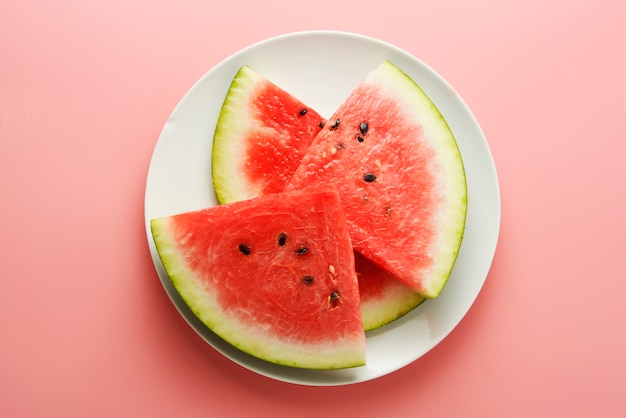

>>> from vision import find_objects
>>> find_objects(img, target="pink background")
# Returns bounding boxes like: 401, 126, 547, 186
2, 0, 625, 416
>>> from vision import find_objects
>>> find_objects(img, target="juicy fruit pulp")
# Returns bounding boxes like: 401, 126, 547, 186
288, 61, 467, 298
210, 65, 425, 331
151, 190, 366, 369
212, 65, 325, 204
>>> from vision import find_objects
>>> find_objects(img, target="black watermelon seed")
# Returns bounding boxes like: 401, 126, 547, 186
359, 121, 369, 135
277, 232, 287, 246
330, 119, 340, 130
363, 173, 377, 182
318, 121, 326, 129
296, 246, 309, 255
238, 243, 251, 256
357, 135, 365, 143
301, 276, 314, 286
299, 108, 307, 116
330, 291, 340, 301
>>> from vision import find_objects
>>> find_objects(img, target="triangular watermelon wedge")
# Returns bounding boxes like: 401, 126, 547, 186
212, 65, 325, 204
150, 190, 366, 370
288, 61, 467, 298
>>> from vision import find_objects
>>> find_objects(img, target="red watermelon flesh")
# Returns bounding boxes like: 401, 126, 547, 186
150, 190, 366, 369
212, 65, 325, 204
211, 65, 424, 330
287, 61, 467, 298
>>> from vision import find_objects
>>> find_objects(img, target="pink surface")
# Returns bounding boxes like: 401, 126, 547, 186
1, 0, 625, 416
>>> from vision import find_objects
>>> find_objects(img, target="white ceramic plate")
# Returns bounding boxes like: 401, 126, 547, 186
144, 31, 500, 386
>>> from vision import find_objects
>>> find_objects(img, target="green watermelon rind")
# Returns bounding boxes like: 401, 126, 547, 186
150, 213, 366, 371
212, 66, 264, 204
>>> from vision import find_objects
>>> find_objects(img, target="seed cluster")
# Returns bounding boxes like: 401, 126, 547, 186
356, 120, 368, 143
324, 118, 378, 183
236, 219, 344, 308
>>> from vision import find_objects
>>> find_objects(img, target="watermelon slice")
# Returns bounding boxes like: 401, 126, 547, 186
355, 252, 425, 331
212, 65, 325, 204
150, 190, 366, 369
287, 61, 467, 298
211, 65, 424, 330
